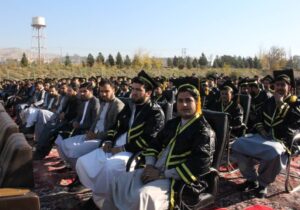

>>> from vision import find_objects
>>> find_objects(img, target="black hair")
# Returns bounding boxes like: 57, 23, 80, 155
99, 79, 115, 89
79, 82, 94, 91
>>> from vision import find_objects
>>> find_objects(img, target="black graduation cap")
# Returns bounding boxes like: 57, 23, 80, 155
273, 69, 295, 88
220, 80, 238, 93
137, 70, 159, 90
207, 74, 217, 81
89, 76, 97, 82
238, 78, 249, 87
247, 78, 260, 87
261, 75, 274, 83
172, 77, 199, 89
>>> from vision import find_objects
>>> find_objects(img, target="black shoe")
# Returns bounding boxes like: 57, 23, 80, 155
255, 185, 268, 198
33, 152, 44, 160
80, 198, 99, 210
21, 125, 35, 134
238, 180, 259, 191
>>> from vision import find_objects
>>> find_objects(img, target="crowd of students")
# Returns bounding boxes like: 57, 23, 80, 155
0, 69, 299, 210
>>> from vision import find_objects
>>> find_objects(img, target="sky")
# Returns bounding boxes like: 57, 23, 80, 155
1, 0, 300, 58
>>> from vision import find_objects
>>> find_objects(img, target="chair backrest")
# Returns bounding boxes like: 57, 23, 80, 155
0, 102, 5, 112
237, 94, 251, 126
0, 133, 34, 188
158, 102, 174, 123
0, 112, 19, 152
202, 109, 229, 170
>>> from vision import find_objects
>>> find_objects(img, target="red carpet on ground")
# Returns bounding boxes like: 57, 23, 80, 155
33, 148, 300, 210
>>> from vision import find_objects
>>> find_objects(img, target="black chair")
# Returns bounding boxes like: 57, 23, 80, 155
285, 133, 300, 193
125, 110, 229, 209
191, 110, 229, 210
237, 94, 251, 130
0, 102, 5, 112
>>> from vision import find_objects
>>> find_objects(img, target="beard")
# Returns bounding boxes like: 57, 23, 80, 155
132, 97, 145, 104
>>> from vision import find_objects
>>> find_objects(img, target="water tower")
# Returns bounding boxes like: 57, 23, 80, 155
31, 16, 46, 65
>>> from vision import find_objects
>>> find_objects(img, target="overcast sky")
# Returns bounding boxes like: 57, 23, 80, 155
1, 0, 300, 58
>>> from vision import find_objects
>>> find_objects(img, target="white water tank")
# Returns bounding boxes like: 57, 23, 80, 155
31, 16, 46, 28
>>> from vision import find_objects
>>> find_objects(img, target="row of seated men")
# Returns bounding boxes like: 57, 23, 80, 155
1, 70, 300, 210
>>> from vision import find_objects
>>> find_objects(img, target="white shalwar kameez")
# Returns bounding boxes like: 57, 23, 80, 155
75, 105, 136, 196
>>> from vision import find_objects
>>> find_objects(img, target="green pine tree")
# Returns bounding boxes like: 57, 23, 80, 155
116, 52, 124, 68
20, 52, 29, 67
124, 55, 131, 67
87, 53, 95, 67
64, 55, 72, 66
96, 52, 105, 64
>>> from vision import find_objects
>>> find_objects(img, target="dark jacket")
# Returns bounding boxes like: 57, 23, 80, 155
75, 96, 100, 131
209, 100, 244, 137
106, 99, 165, 153
90, 97, 125, 140
63, 95, 80, 122
255, 94, 300, 148
143, 114, 215, 210
248, 90, 270, 130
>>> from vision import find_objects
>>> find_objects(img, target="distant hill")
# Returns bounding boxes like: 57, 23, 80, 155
0, 48, 86, 64
0, 48, 61, 62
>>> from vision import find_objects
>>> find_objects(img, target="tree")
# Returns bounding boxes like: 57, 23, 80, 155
167, 58, 173, 67
260, 46, 287, 70
96, 52, 105, 64
198, 53, 208, 67
253, 56, 261, 69
173, 56, 179, 67
178, 57, 185, 69
212, 56, 222, 68
124, 55, 131, 67
246, 57, 254, 68
107, 54, 115, 66
186, 57, 192, 69
151, 57, 163, 69
64, 55, 72, 66
86, 53, 95, 67
192, 58, 198, 68
20, 52, 29, 67
116, 52, 124, 68
132, 54, 143, 69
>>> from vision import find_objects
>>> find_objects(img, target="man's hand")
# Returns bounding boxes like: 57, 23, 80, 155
86, 131, 97, 140
72, 121, 80, 129
102, 142, 112, 153
274, 92, 284, 106
59, 112, 65, 121
141, 165, 161, 184
258, 127, 270, 139
111, 147, 123, 155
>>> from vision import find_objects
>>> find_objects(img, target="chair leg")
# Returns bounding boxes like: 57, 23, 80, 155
225, 142, 238, 173
285, 155, 292, 192
285, 155, 300, 193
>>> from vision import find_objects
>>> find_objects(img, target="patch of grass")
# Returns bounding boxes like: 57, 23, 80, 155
0, 64, 282, 80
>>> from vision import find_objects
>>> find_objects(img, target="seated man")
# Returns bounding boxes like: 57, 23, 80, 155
21, 84, 59, 134
76, 71, 165, 207
232, 74, 300, 198
209, 82, 244, 137
33, 83, 80, 160
56, 79, 124, 169
247, 79, 271, 132
34, 83, 69, 141
18, 81, 46, 128
55, 82, 100, 153
96, 83, 215, 210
